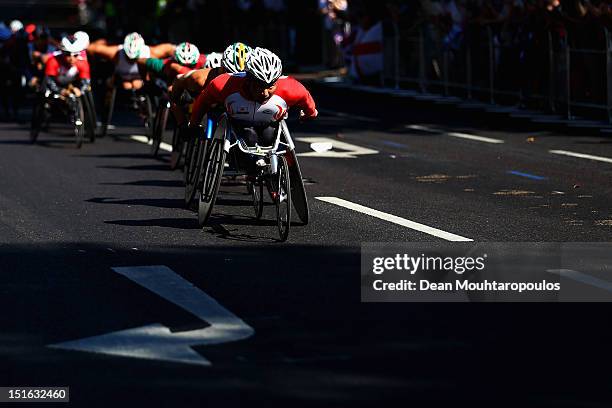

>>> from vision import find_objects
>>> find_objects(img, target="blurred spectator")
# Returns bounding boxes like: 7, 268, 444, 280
320, 0, 349, 68
343, 1, 384, 84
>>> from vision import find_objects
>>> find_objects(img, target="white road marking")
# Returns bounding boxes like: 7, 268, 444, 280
130, 135, 173, 152
547, 269, 612, 293
549, 150, 612, 164
446, 132, 504, 144
48, 266, 254, 366
405, 124, 437, 133
405, 125, 504, 144
316, 197, 473, 242
296, 137, 379, 159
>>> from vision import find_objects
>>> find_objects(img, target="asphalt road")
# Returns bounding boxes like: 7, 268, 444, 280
1, 86, 612, 407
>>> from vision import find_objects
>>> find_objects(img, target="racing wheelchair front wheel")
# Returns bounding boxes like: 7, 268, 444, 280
185, 134, 208, 207
275, 155, 291, 242
73, 97, 86, 149
198, 137, 226, 227
30, 94, 46, 144
151, 101, 169, 157
82, 89, 97, 143
248, 181, 264, 220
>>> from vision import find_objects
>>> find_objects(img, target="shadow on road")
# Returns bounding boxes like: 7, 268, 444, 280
86, 197, 184, 209
99, 180, 184, 188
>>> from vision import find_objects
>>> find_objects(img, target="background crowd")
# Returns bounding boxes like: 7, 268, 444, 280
3, 0, 612, 118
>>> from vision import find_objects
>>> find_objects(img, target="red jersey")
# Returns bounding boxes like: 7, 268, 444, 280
45, 52, 90, 85
191, 73, 317, 126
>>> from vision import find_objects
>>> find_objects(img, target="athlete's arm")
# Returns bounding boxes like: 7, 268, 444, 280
285, 78, 318, 120
189, 76, 225, 126
44, 57, 61, 93
87, 40, 118, 61
150, 43, 176, 59
76, 60, 91, 90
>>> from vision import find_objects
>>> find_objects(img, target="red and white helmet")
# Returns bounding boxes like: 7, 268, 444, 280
175, 42, 200, 66
60, 35, 86, 54
123, 32, 145, 59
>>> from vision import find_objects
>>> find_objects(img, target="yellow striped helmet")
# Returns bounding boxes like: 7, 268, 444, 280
222, 42, 252, 74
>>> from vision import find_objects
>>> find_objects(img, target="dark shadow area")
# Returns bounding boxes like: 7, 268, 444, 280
307, 83, 604, 138
75, 153, 169, 160
100, 180, 183, 188
0, 242, 611, 407
97, 164, 171, 172
574, 140, 612, 145
105, 218, 199, 230
86, 197, 184, 209
215, 198, 258, 207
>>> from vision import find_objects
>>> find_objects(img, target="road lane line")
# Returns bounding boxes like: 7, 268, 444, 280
405, 124, 438, 133
405, 125, 504, 144
446, 132, 504, 144
130, 135, 172, 152
549, 150, 612, 164
547, 269, 612, 293
507, 170, 548, 181
316, 197, 473, 242
49, 265, 254, 366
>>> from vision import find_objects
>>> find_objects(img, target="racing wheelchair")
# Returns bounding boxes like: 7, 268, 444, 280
30, 86, 97, 148
190, 113, 309, 242
99, 77, 155, 139
150, 78, 185, 170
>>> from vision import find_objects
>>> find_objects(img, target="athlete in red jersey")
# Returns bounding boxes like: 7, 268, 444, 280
190, 48, 317, 146
191, 72, 317, 126
44, 36, 91, 98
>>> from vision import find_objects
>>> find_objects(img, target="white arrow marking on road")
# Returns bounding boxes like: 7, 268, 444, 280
296, 137, 379, 158
130, 135, 173, 152
48, 266, 254, 366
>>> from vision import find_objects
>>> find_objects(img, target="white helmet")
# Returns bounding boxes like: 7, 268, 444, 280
74, 31, 90, 48
60, 35, 85, 54
204, 52, 222, 69
123, 32, 145, 59
222, 42, 251, 74
245, 47, 282, 85
10, 20, 23, 33
175, 42, 200, 66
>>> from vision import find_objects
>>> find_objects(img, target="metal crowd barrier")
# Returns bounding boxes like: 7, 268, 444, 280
382, 22, 612, 123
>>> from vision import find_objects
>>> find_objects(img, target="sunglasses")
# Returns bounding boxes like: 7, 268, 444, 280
63, 51, 80, 58
246, 73, 276, 89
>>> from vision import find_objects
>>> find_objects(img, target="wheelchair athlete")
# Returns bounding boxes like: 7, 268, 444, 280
43, 35, 91, 99
137, 42, 206, 85
171, 42, 252, 128
87, 32, 175, 91
188, 47, 318, 164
